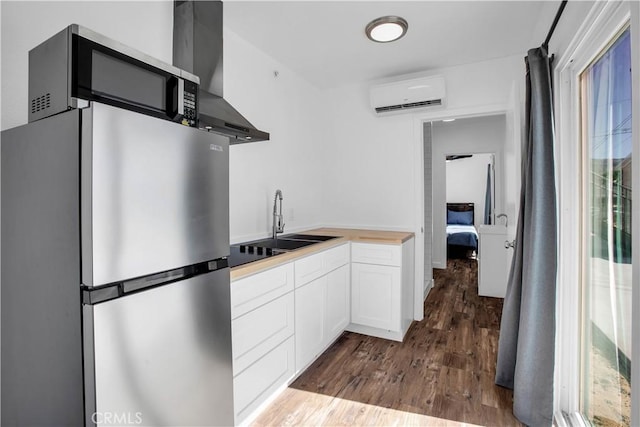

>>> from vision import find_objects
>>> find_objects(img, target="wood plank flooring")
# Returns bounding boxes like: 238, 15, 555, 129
252, 259, 521, 426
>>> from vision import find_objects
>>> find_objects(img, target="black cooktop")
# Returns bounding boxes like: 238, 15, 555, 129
228, 244, 279, 268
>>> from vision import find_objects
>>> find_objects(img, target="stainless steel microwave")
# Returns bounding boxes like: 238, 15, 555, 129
28, 24, 199, 126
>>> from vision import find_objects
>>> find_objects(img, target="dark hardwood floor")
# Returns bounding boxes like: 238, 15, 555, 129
252, 259, 521, 426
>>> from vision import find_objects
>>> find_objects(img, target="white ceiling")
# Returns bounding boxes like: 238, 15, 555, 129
224, 1, 559, 89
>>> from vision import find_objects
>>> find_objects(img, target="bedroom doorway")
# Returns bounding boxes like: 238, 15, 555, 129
429, 114, 507, 270
445, 153, 495, 260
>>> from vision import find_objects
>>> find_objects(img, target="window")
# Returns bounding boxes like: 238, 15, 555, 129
579, 27, 632, 426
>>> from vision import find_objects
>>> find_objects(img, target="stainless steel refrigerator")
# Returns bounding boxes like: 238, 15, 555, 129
2, 102, 234, 426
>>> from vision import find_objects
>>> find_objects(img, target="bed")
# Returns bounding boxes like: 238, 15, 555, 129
446, 203, 478, 258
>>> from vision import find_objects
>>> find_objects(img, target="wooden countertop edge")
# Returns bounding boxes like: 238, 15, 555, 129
230, 228, 414, 281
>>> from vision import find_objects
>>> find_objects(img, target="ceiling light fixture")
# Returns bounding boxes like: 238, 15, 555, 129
366, 16, 408, 43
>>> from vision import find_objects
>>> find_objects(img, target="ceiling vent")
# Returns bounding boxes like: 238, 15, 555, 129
370, 75, 446, 114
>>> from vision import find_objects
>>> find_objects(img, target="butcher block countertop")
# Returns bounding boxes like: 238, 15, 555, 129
230, 227, 414, 281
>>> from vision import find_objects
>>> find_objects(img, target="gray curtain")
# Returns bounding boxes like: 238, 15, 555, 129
495, 47, 557, 426
484, 164, 492, 224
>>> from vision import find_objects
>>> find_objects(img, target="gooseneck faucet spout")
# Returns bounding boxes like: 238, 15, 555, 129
272, 189, 285, 239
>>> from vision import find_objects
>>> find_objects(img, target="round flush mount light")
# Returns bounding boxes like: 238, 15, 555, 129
366, 16, 408, 43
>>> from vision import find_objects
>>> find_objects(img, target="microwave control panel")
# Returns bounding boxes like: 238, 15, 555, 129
182, 80, 198, 127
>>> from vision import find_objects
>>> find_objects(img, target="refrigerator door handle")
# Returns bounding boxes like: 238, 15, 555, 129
82, 258, 229, 305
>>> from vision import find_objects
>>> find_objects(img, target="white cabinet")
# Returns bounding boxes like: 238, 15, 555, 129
294, 245, 350, 372
233, 336, 295, 424
231, 263, 296, 425
352, 242, 402, 266
231, 263, 294, 319
232, 292, 295, 375
229, 237, 415, 424
230, 243, 349, 425
478, 225, 509, 298
351, 262, 400, 330
295, 243, 349, 287
348, 239, 414, 342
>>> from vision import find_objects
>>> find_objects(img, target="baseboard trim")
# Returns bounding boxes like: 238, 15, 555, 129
423, 279, 433, 300
432, 261, 445, 269
346, 323, 407, 342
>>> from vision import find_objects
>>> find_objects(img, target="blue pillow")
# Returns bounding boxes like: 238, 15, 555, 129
447, 210, 473, 225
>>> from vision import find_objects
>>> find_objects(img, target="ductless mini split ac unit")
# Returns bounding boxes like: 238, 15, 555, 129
370, 75, 446, 114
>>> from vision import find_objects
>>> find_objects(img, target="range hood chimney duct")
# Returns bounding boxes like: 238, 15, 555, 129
173, 0, 269, 143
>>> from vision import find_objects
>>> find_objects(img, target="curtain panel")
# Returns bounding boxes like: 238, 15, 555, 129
495, 47, 558, 426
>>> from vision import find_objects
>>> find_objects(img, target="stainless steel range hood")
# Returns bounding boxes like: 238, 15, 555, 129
173, 0, 269, 143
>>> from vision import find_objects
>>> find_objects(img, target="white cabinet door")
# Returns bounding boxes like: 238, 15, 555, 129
325, 264, 350, 342
351, 263, 401, 330
295, 276, 326, 370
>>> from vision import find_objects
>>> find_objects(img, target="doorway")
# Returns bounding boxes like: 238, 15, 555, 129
445, 152, 495, 260
429, 114, 507, 270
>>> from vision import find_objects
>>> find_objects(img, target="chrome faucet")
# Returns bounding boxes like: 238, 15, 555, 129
497, 213, 508, 227
272, 189, 285, 239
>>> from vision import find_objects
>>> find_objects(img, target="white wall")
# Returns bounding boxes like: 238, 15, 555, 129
432, 115, 506, 268
503, 79, 523, 238
423, 123, 433, 300
1, 1, 174, 131
320, 91, 415, 229
321, 55, 522, 230
446, 153, 493, 226
548, 1, 597, 62
223, 28, 328, 242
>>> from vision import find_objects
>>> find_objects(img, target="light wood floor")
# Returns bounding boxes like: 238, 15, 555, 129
252, 259, 521, 426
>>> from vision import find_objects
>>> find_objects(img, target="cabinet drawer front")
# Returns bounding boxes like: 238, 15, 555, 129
233, 336, 295, 424
323, 243, 350, 273
231, 263, 294, 319
294, 252, 324, 287
232, 292, 294, 375
351, 242, 401, 266
295, 244, 350, 287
